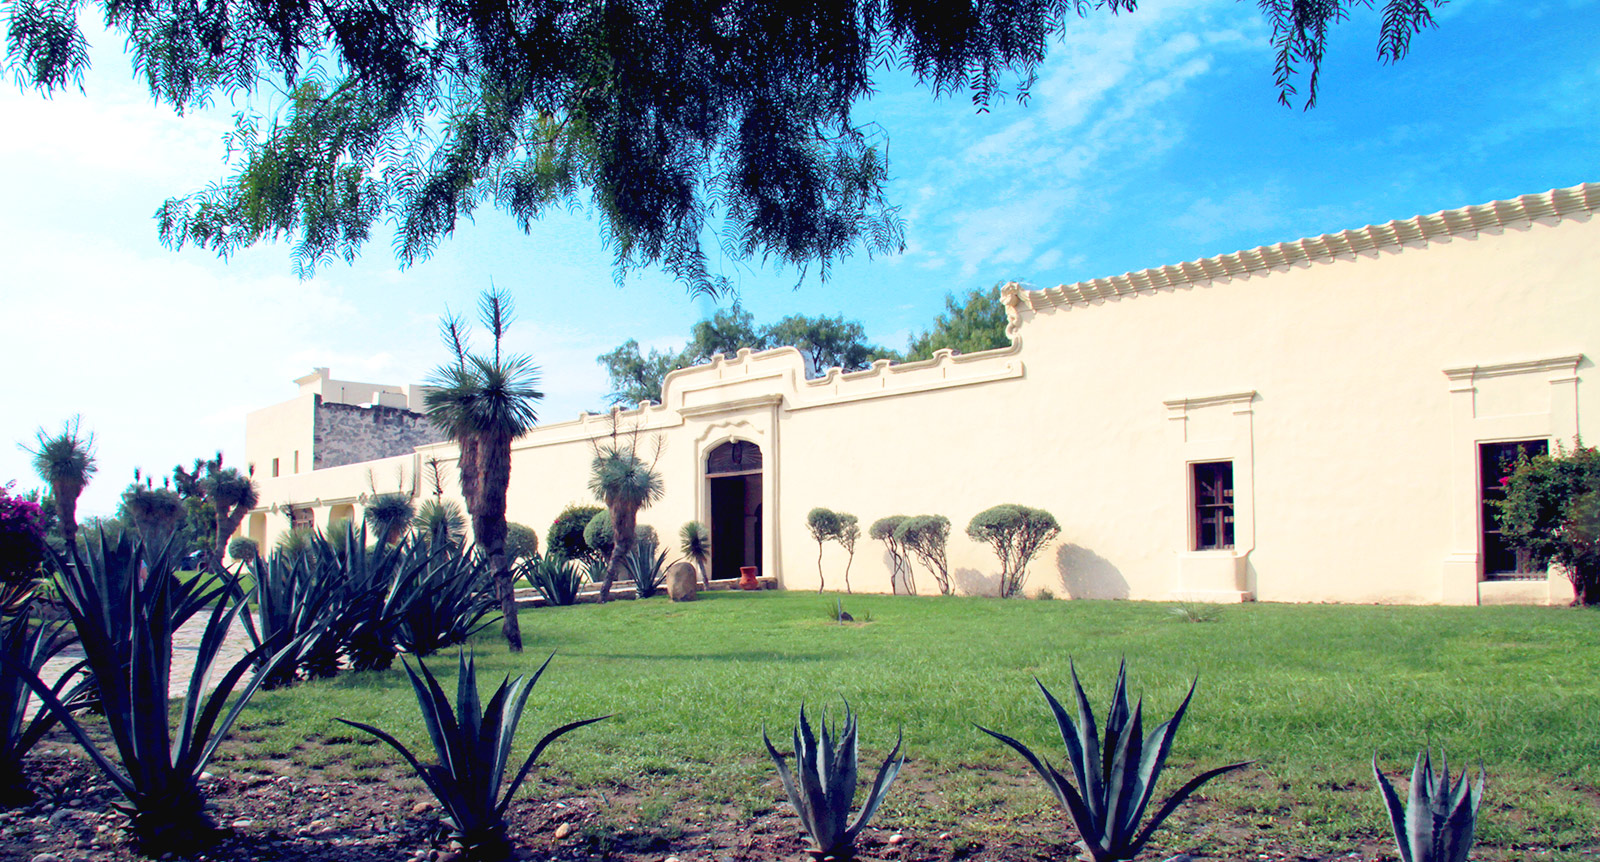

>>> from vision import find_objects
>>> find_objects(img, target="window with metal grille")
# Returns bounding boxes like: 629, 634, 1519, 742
1193, 461, 1234, 550
1479, 439, 1549, 577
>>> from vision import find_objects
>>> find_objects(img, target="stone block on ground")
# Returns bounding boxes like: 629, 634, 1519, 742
667, 562, 699, 601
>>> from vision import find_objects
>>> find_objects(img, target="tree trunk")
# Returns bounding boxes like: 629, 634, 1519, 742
816, 542, 825, 593
599, 505, 637, 603
473, 431, 522, 652
53, 481, 79, 554
210, 502, 249, 575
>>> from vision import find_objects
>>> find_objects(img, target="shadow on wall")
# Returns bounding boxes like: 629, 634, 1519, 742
1056, 544, 1129, 599
952, 567, 999, 597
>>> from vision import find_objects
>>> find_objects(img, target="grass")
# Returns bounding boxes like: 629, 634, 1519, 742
214, 592, 1600, 859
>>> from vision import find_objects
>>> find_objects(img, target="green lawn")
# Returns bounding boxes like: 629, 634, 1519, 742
221, 592, 1600, 859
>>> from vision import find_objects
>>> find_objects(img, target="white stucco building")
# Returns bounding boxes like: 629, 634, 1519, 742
237, 181, 1599, 605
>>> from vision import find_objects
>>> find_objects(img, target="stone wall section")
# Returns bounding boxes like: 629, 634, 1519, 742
313, 398, 446, 469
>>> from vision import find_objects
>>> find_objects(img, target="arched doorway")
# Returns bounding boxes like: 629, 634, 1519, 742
706, 441, 763, 581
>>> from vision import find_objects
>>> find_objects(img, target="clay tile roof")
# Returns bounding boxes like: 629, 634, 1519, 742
1016, 181, 1600, 311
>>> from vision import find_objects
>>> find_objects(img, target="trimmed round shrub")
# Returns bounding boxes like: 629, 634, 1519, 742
583, 511, 657, 560
549, 504, 603, 563
505, 523, 539, 566
226, 536, 259, 564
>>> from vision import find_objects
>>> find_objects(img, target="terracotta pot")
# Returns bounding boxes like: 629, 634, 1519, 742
738, 566, 760, 590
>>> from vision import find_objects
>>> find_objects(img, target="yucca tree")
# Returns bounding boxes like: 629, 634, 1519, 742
23, 417, 97, 553
365, 491, 416, 545
202, 464, 258, 574
415, 497, 468, 550
588, 428, 664, 602
679, 521, 710, 587
121, 474, 185, 562
425, 289, 543, 652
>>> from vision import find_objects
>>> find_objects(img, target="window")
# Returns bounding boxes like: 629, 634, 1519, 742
294, 450, 300, 473
1479, 439, 1549, 577
271, 457, 280, 478
1193, 461, 1234, 550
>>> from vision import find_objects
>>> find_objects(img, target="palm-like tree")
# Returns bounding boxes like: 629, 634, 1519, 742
425, 289, 542, 652
23, 418, 97, 552
679, 521, 711, 587
588, 428, 664, 602
202, 465, 258, 574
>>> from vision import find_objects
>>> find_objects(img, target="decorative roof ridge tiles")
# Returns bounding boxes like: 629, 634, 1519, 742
1012, 181, 1599, 312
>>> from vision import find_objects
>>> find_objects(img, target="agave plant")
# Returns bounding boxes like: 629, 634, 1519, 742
0, 598, 94, 806
978, 662, 1251, 862
242, 545, 345, 688
626, 537, 672, 598
5, 532, 290, 853
524, 554, 583, 606
762, 702, 904, 861
337, 652, 608, 860
394, 548, 499, 656
1374, 750, 1484, 862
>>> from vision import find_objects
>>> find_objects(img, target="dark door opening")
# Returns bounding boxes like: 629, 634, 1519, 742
706, 441, 763, 581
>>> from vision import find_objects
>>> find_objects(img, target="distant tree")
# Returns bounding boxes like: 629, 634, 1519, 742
806, 508, 845, 594
171, 453, 222, 556
598, 307, 889, 405
904, 285, 1011, 362
896, 515, 952, 595
598, 340, 685, 407
683, 307, 770, 364
837, 514, 861, 593
679, 521, 711, 588
766, 315, 892, 375
120, 471, 186, 557
425, 289, 544, 652
588, 427, 665, 602
870, 515, 915, 596
21, 417, 97, 554
967, 504, 1061, 598
203, 465, 258, 573
6, 0, 1437, 290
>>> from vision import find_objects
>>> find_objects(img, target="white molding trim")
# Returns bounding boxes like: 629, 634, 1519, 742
1015, 182, 1599, 311
1442, 354, 1583, 383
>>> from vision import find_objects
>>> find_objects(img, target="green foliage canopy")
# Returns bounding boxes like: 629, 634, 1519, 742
966, 504, 1061, 597
904, 285, 1011, 362
504, 523, 539, 567
599, 307, 892, 405
4, 1, 1441, 292
548, 504, 604, 564
1496, 443, 1600, 605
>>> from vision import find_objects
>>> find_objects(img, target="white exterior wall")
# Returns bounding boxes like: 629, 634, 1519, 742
236, 183, 1598, 604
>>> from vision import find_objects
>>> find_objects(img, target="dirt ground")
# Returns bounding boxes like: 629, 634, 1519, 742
0, 749, 1587, 862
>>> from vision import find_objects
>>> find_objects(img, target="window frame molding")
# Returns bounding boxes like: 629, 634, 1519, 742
1164, 390, 1257, 602
1441, 354, 1582, 604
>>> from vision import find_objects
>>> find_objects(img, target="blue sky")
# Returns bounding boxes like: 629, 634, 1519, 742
2, 0, 1596, 517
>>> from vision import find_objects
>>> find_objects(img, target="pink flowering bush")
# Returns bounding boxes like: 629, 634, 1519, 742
0, 483, 47, 599
1496, 443, 1600, 605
